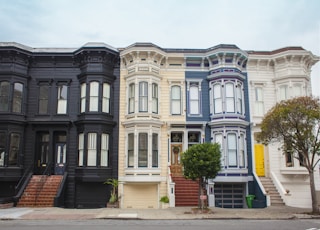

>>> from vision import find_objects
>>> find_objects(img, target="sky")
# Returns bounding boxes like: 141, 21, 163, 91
0, 0, 319, 96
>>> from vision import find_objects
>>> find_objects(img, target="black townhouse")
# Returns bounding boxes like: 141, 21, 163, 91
0, 42, 119, 208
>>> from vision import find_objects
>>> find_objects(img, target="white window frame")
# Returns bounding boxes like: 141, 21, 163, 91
57, 84, 68, 114
187, 81, 201, 115
152, 83, 158, 114
101, 133, 109, 166
139, 81, 148, 112
171, 85, 181, 115
254, 86, 264, 116
80, 83, 86, 113
87, 132, 97, 166
89, 81, 99, 112
128, 83, 135, 114
102, 83, 110, 113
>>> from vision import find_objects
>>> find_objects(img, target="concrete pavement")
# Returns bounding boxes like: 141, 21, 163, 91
0, 206, 318, 220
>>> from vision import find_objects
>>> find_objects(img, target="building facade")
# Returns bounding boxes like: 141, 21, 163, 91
247, 47, 320, 208
0, 42, 119, 208
1, 42, 319, 209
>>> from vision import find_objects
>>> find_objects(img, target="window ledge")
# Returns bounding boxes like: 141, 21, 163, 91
280, 167, 308, 175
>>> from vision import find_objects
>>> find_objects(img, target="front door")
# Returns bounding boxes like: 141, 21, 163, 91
255, 144, 265, 176
35, 133, 50, 175
170, 132, 183, 176
54, 143, 66, 175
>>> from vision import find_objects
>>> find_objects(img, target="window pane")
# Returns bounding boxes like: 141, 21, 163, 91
215, 133, 224, 167
171, 86, 181, 115
90, 82, 99, 111
139, 82, 148, 112
237, 85, 242, 114
9, 133, 20, 166
226, 83, 235, 113
39, 85, 49, 114
152, 133, 158, 167
87, 133, 97, 166
78, 133, 84, 166
138, 133, 148, 167
254, 87, 264, 116
292, 84, 302, 97
13, 83, 23, 113
80, 83, 86, 113
0, 81, 9, 112
102, 83, 110, 113
227, 133, 237, 167
129, 83, 135, 113
213, 84, 222, 114
57, 85, 68, 114
0, 132, 7, 166
152, 83, 158, 113
190, 84, 199, 114
239, 134, 245, 167
128, 133, 134, 167
279, 85, 287, 100
101, 133, 109, 166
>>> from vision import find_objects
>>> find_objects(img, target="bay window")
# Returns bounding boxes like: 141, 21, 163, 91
139, 82, 148, 112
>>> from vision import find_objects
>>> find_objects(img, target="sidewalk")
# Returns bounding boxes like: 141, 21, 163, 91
0, 206, 318, 220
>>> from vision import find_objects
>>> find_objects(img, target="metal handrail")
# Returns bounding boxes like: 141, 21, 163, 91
54, 172, 68, 207
13, 164, 33, 206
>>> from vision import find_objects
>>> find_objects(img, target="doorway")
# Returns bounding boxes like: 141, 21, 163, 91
35, 131, 67, 175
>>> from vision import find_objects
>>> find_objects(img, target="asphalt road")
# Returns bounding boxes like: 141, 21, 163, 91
1, 219, 320, 230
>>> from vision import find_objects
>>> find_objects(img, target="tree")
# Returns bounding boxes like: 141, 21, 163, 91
181, 142, 221, 208
257, 96, 320, 214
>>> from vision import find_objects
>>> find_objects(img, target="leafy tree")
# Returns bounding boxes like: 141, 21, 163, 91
257, 96, 320, 214
181, 142, 221, 208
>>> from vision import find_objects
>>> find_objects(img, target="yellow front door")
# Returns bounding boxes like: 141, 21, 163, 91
254, 144, 265, 176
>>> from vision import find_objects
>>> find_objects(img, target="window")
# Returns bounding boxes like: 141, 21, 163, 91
128, 133, 134, 167
102, 83, 110, 113
152, 133, 158, 167
189, 83, 200, 115
292, 83, 302, 98
227, 133, 237, 167
87, 133, 97, 166
213, 84, 222, 114
239, 133, 245, 167
254, 87, 264, 116
78, 133, 84, 166
152, 83, 158, 114
127, 131, 160, 168
138, 133, 148, 167
139, 82, 148, 112
188, 132, 201, 147
171, 85, 181, 115
89, 82, 99, 112
211, 80, 244, 116
0, 132, 7, 166
213, 129, 247, 169
279, 85, 288, 101
225, 82, 235, 113
80, 83, 86, 113
39, 84, 49, 114
0, 81, 9, 112
12, 83, 23, 113
101, 133, 109, 166
128, 83, 135, 113
214, 133, 224, 167
236, 84, 242, 114
57, 84, 68, 114
40, 133, 49, 166
9, 133, 20, 166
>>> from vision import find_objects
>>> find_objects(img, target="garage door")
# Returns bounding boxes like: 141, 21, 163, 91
123, 184, 158, 209
214, 183, 245, 208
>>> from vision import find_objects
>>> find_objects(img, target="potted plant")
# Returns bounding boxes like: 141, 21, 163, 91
160, 195, 169, 209
104, 178, 119, 208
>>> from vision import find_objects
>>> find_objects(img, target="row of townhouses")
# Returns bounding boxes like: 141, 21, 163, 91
0, 42, 319, 209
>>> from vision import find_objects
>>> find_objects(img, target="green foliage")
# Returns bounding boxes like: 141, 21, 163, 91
104, 178, 119, 204
160, 195, 169, 203
181, 142, 221, 181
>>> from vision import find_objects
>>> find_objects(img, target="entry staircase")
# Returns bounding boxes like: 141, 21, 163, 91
259, 177, 285, 206
17, 175, 63, 207
171, 176, 199, 206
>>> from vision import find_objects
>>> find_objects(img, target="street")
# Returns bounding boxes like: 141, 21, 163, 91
0, 219, 320, 230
